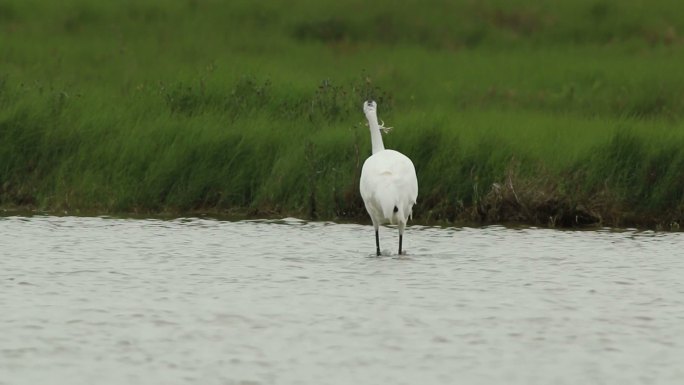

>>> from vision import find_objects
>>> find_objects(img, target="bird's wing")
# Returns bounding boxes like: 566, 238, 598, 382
360, 150, 418, 222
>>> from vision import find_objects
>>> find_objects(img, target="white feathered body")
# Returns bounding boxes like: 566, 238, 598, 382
360, 149, 418, 228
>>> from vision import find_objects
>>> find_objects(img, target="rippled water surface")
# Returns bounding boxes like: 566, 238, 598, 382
1, 216, 684, 385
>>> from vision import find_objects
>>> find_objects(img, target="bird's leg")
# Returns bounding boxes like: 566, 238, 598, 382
375, 229, 381, 256
398, 234, 403, 255
378, 119, 393, 134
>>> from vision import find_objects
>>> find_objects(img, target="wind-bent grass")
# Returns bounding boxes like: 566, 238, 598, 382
2, 0, 684, 228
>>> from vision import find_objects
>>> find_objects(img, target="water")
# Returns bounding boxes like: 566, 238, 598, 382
1, 215, 683, 385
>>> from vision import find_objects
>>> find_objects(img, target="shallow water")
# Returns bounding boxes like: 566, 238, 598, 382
1, 216, 683, 385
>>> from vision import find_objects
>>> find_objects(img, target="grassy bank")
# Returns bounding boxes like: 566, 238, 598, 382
2, 0, 684, 228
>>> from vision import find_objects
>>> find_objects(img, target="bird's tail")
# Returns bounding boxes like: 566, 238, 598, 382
378, 189, 411, 227
370, 184, 394, 224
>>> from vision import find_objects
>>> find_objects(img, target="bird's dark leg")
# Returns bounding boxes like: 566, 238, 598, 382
375, 229, 381, 256
398, 234, 403, 255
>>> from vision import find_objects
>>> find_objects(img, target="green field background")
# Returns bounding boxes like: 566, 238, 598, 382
2, 0, 684, 228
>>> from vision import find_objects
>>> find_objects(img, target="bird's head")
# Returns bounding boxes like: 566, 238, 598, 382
363, 100, 377, 116
362, 100, 392, 133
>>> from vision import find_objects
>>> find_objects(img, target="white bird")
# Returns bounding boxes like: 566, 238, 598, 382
360, 100, 418, 256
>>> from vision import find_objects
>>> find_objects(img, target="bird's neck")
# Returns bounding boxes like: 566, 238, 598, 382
366, 113, 385, 154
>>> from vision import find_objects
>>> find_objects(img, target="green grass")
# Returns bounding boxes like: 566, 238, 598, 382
2, 0, 684, 228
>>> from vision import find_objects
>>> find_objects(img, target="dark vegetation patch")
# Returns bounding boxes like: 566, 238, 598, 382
2, 76, 684, 229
